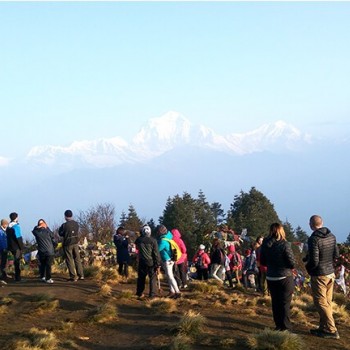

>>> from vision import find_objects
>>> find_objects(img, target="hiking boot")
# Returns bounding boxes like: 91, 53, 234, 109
311, 329, 340, 339
68, 277, 78, 282
46, 279, 54, 284
78, 276, 85, 280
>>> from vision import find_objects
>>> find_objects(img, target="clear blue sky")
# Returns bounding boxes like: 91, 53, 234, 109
1, 2, 350, 158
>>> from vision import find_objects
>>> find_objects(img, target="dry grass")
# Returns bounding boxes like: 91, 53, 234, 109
97, 283, 112, 297
29, 294, 59, 315
4, 327, 58, 350
91, 302, 118, 324
218, 337, 237, 347
291, 306, 310, 326
333, 292, 348, 306
169, 334, 193, 350
175, 310, 206, 338
95, 267, 120, 284
0, 297, 15, 306
332, 302, 349, 323
189, 281, 220, 295
117, 289, 134, 299
0, 305, 8, 314
256, 296, 272, 307
147, 298, 177, 314
83, 265, 100, 278
246, 329, 304, 350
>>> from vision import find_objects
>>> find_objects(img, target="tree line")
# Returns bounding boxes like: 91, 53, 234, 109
76, 187, 309, 257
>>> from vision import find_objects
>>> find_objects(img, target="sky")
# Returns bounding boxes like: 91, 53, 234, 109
1, 2, 350, 161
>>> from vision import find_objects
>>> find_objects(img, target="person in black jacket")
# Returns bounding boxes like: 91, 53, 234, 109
306, 215, 340, 339
113, 226, 130, 279
260, 223, 295, 331
58, 210, 84, 281
6, 212, 24, 282
135, 225, 161, 299
32, 219, 57, 283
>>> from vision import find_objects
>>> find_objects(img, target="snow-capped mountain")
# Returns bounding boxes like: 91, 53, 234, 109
26, 111, 311, 169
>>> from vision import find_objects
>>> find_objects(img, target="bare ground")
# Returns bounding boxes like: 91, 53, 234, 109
0, 274, 349, 350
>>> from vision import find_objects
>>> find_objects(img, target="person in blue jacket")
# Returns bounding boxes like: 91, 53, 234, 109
157, 225, 181, 298
6, 212, 24, 282
0, 219, 9, 282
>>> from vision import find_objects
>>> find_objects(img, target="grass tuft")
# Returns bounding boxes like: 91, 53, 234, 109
147, 298, 177, 314
169, 334, 193, 350
246, 329, 304, 350
189, 281, 219, 294
98, 283, 112, 297
91, 302, 118, 324
5, 327, 58, 350
175, 310, 206, 338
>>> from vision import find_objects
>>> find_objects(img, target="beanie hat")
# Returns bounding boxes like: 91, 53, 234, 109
142, 225, 152, 237
64, 210, 73, 218
158, 225, 167, 235
199, 244, 205, 250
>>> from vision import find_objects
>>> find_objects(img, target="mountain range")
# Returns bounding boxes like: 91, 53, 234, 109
2, 111, 349, 242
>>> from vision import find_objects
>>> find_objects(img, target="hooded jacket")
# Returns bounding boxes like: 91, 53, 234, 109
171, 229, 187, 265
135, 234, 161, 268
6, 221, 24, 251
260, 237, 295, 278
58, 219, 80, 246
0, 226, 7, 251
32, 226, 56, 256
158, 231, 173, 262
305, 227, 339, 276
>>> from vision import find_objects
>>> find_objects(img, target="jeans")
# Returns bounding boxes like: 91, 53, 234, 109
162, 260, 180, 294
311, 274, 337, 333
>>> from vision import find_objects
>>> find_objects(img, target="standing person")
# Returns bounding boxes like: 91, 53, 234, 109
58, 210, 84, 281
256, 236, 268, 296
171, 228, 188, 289
157, 225, 181, 298
260, 223, 296, 331
210, 238, 226, 283
0, 219, 9, 283
32, 219, 57, 283
306, 215, 340, 339
192, 244, 211, 280
6, 212, 24, 282
113, 226, 130, 279
135, 225, 161, 299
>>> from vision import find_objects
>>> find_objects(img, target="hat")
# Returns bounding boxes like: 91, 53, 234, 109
157, 225, 167, 235
142, 225, 151, 237
64, 210, 73, 218
199, 244, 205, 250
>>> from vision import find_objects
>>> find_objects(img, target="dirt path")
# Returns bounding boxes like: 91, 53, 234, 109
1, 275, 349, 350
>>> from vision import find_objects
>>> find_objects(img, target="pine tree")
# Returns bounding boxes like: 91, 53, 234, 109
227, 187, 280, 239
124, 205, 143, 232
283, 220, 296, 242
119, 211, 127, 227
210, 202, 225, 226
295, 226, 309, 243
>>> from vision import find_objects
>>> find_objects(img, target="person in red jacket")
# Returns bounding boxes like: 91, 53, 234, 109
171, 228, 188, 289
192, 244, 211, 281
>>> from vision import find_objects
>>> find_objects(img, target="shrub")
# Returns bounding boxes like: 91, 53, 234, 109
147, 298, 177, 314
169, 334, 192, 350
98, 283, 112, 297
91, 302, 118, 324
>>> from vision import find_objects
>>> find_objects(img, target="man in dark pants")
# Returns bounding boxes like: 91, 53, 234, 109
306, 215, 340, 339
135, 225, 161, 299
6, 213, 24, 282
59, 210, 84, 281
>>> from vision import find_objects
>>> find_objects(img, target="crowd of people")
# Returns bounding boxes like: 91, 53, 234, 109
0, 211, 347, 340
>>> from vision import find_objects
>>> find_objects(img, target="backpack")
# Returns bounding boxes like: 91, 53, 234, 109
163, 238, 182, 263
195, 254, 204, 269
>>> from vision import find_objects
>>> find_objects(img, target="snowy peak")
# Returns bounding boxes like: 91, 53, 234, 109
26, 112, 311, 169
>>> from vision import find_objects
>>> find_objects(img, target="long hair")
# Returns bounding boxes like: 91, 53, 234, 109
269, 223, 286, 241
